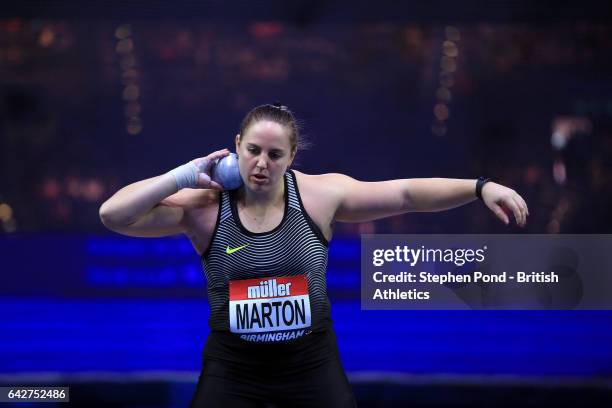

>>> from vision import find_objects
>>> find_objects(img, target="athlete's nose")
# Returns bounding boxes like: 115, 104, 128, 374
256, 154, 267, 170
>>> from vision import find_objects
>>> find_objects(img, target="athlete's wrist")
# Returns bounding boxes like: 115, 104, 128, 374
475, 177, 492, 200
168, 161, 199, 190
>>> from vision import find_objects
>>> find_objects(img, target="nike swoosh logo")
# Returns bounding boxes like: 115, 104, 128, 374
226, 244, 249, 254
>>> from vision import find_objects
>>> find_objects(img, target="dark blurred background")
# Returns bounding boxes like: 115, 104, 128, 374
1, 1, 611, 407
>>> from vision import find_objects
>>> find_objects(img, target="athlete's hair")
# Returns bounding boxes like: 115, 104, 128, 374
239, 102, 308, 154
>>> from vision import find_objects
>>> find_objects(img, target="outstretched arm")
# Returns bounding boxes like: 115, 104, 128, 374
330, 175, 528, 227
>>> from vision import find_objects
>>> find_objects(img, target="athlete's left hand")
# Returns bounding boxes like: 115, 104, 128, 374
481, 182, 529, 227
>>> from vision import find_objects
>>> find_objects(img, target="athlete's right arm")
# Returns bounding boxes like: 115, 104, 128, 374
99, 174, 186, 237
99, 148, 229, 237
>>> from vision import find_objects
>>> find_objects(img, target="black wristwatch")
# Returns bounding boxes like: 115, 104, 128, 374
476, 177, 492, 200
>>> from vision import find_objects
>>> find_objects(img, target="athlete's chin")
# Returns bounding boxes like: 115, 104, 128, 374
248, 175, 274, 188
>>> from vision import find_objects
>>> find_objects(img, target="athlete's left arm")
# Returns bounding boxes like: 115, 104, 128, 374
328, 174, 529, 227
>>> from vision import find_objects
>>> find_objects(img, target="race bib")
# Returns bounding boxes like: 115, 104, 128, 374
229, 275, 311, 343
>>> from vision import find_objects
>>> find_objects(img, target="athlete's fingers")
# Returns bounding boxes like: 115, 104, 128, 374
511, 195, 525, 227
520, 195, 530, 217
518, 195, 529, 225
517, 194, 529, 224
504, 196, 522, 226
208, 180, 224, 191
193, 149, 230, 172
489, 202, 510, 225
195, 172, 224, 190
196, 172, 211, 188
205, 148, 231, 163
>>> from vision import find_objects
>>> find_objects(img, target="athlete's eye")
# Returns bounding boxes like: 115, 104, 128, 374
269, 152, 282, 160
247, 146, 259, 154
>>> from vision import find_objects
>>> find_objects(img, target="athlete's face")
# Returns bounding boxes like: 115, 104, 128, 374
236, 120, 295, 192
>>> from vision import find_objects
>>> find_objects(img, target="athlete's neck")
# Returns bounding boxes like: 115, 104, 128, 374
238, 180, 284, 210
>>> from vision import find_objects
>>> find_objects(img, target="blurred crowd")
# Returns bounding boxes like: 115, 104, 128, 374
1, 20, 611, 235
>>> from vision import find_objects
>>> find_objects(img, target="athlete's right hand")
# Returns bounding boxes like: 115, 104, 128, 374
191, 148, 231, 190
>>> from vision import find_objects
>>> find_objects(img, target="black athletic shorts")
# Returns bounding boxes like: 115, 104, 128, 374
189, 330, 357, 407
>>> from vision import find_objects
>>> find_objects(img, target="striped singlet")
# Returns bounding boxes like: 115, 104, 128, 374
201, 170, 330, 348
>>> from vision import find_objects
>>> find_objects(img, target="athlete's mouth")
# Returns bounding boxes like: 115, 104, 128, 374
251, 174, 268, 180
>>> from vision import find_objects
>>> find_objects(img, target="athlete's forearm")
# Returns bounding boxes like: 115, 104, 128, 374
99, 174, 178, 227
404, 178, 477, 212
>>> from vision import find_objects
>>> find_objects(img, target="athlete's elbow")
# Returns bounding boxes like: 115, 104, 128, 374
402, 183, 445, 213
401, 188, 418, 213
99, 202, 132, 229
99, 205, 117, 229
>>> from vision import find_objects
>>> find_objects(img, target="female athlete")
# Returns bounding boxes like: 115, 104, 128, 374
99, 103, 528, 407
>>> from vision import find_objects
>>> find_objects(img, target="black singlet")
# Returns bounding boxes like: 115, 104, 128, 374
201, 170, 333, 364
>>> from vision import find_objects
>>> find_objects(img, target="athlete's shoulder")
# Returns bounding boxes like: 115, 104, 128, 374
291, 170, 353, 200
292, 170, 354, 190
291, 169, 352, 184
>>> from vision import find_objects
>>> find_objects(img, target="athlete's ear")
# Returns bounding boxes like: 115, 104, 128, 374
288, 146, 297, 168
235, 134, 241, 153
